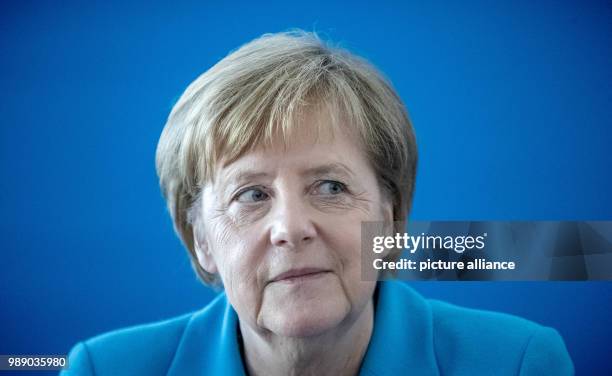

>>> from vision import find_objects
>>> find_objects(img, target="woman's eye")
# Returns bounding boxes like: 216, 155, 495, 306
236, 188, 269, 203
315, 181, 346, 195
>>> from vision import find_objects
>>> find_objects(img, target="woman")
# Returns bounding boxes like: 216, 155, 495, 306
63, 30, 573, 375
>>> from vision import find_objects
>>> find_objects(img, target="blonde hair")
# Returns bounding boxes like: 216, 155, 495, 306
156, 30, 417, 285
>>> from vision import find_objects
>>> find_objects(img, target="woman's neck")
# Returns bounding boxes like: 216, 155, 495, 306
239, 299, 374, 376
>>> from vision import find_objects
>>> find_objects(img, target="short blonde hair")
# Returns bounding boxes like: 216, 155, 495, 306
156, 30, 417, 285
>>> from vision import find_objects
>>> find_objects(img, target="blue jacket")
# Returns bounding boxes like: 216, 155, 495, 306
62, 281, 573, 375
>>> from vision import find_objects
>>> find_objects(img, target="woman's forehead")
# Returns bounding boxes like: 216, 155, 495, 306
203, 101, 369, 189
267, 103, 350, 147
222, 104, 358, 159
214, 126, 367, 184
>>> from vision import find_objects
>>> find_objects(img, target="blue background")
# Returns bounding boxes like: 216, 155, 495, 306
1, 1, 611, 374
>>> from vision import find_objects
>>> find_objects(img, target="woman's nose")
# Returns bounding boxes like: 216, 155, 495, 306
269, 193, 317, 249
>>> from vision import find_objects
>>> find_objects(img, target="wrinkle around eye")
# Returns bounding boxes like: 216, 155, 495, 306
310, 189, 373, 215
227, 201, 271, 227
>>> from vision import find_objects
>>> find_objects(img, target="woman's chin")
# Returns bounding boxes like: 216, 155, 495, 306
259, 282, 351, 337
264, 302, 350, 338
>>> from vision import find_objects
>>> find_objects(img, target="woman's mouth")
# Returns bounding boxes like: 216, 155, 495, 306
271, 268, 331, 284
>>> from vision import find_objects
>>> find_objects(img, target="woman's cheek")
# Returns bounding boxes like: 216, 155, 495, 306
222, 221, 267, 308
208, 214, 252, 283
218, 243, 263, 323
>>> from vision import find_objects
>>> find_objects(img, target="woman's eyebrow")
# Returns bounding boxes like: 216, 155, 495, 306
220, 163, 355, 188
303, 163, 355, 179
224, 171, 271, 187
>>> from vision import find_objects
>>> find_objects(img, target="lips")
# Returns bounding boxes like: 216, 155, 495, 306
271, 268, 330, 283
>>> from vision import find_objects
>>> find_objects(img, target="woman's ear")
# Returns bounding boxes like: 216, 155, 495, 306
381, 193, 394, 226
193, 225, 218, 275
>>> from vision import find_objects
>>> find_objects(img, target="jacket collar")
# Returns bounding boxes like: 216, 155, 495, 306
167, 293, 246, 375
360, 281, 440, 375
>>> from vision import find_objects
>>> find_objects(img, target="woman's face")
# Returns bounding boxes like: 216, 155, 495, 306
194, 112, 392, 338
